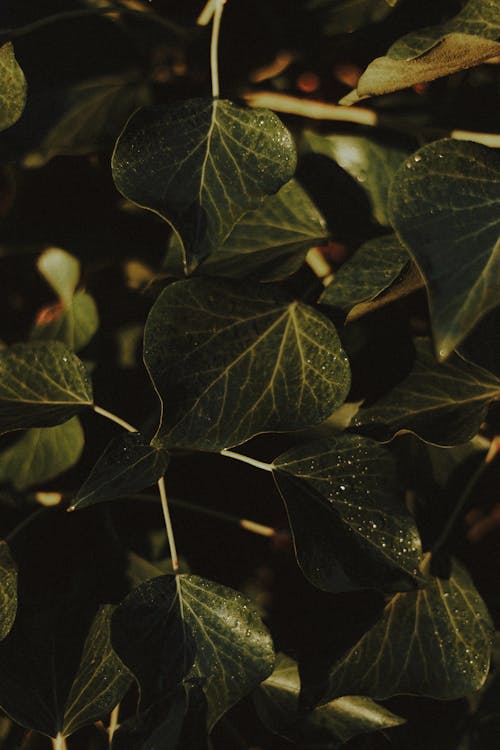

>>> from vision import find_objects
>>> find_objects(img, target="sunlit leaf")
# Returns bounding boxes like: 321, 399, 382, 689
0, 543, 16, 642
0, 43, 26, 133
144, 278, 350, 451
112, 98, 297, 271
37, 248, 80, 307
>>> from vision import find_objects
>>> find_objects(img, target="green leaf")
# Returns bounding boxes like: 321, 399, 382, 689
37, 248, 80, 307
0, 543, 17, 642
272, 435, 422, 593
353, 339, 500, 446
0, 417, 84, 491
459, 307, 500, 380
144, 278, 350, 451
31, 291, 99, 353
341, 0, 500, 102
0, 342, 93, 435
305, 0, 401, 35
164, 179, 327, 282
303, 132, 410, 225
0, 43, 27, 133
70, 431, 168, 510
255, 654, 405, 749
111, 574, 275, 729
304, 558, 494, 705
112, 98, 297, 271
319, 236, 409, 318
389, 140, 500, 360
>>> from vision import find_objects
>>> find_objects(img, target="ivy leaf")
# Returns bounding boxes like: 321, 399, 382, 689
0, 418, 84, 491
354, 339, 500, 446
272, 435, 422, 593
459, 307, 500, 380
319, 236, 409, 319
111, 574, 275, 729
389, 140, 500, 360
70, 432, 168, 511
254, 654, 405, 749
303, 132, 410, 225
0, 43, 27, 133
164, 179, 327, 282
341, 0, 500, 102
0, 543, 17, 642
31, 292, 99, 353
144, 278, 350, 451
303, 558, 494, 705
112, 98, 297, 271
0, 342, 93, 435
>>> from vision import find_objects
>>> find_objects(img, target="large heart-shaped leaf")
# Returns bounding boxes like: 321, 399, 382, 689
0, 342, 93, 435
144, 278, 350, 451
164, 178, 327, 282
255, 654, 405, 749
111, 574, 275, 729
389, 140, 500, 360
0, 43, 27, 132
273, 435, 422, 593
0, 543, 17, 642
354, 339, 500, 446
112, 98, 297, 271
0, 418, 84, 491
303, 558, 493, 705
70, 431, 168, 511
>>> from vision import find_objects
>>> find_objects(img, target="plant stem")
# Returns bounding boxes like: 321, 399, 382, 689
158, 477, 179, 572
93, 405, 137, 434
210, 0, 224, 98
220, 449, 273, 473
108, 703, 120, 741
52, 734, 67, 750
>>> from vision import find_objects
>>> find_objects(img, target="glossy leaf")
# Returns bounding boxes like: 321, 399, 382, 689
0, 43, 26, 133
319, 236, 409, 318
273, 435, 422, 593
0, 543, 17, 642
0, 417, 84, 491
354, 339, 500, 446
31, 291, 99, 353
389, 140, 500, 360
0, 342, 93, 435
70, 431, 168, 510
164, 179, 327, 282
111, 574, 275, 729
303, 132, 410, 225
112, 98, 297, 271
305, 558, 494, 705
144, 278, 350, 451
255, 654, 405, 749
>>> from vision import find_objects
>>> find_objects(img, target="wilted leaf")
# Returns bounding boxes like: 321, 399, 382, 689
112, 98, 297, 271
0, 543, 16, 642
389, 140, 500, 360
0, 43, 26, 133
144, 278, 350, 451
273, 435, 422, 592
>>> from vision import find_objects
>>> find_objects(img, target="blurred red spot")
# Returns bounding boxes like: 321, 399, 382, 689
297, 72, 320, 93
333, 62, 362, 88
319, 241, 349, 265
413, 82, 429, 94
35, 302, 64, 326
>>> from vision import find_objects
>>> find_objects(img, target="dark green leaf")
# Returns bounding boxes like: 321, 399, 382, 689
0, 543, 16, 642
273, 435, 422, 593
303, 132, 410, 225
112, 98, 297, 271
389, 140, 500, 360
354, 339, 500, 446
305, 0, 400, 35
255, 654, 405, 749
304, 558, 493, 704
0, 43, 26, 133
164, 178, 327, 282
0, 417, 84, 491
0, 342, 93, 435
31, 291, 99, 353
111, 574, 275, 728
459, 307, 500, 380
319, 236, 409, 318
70, 431, 168, 510
144, 278, 350, 451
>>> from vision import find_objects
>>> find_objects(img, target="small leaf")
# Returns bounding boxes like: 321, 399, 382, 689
255, 654, 405, 749
112, 98, 297, 271
70, 431, 168, 510
0, 543, 17, 642
305, 0, 401, 35
37, 248, 80, 307
304, 558, 494, 705
0, 418, 84, 491
0, 43, 27, 133
354, 339, 500, 446
31, 292, 99, 353
0, 342, 93, 435
111, 574, 275, 729
389, 140, 500, 360
273, 435, 422, 593
319, 236, 409, 318
164, 178, 327, 282
144, 278, 350, 451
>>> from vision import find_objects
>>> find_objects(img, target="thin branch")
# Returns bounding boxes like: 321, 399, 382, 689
158, 477, 179, 572
93, 405, 137, 433
220, 449, 273, 473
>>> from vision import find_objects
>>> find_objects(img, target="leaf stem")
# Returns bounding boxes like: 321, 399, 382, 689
108, 703, 120, 741
52, 734, 67, 750
220, 449, 273, 473
93, 405, 137, 434
158, 477, 179, 572
210, 0, 224, 98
